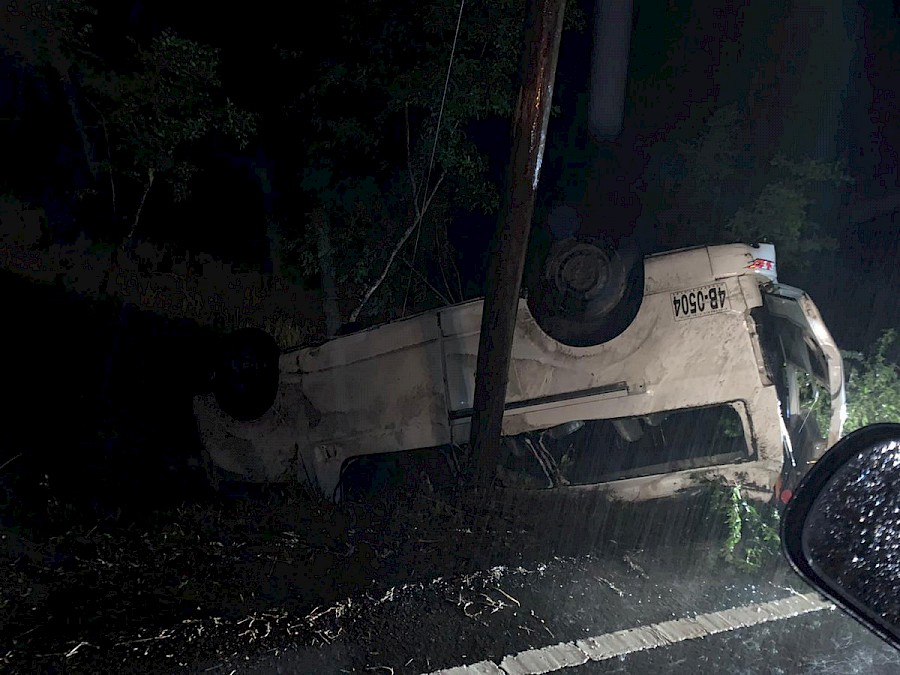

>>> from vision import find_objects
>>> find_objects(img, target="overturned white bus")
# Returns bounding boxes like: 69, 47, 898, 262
192, 241, 845, 504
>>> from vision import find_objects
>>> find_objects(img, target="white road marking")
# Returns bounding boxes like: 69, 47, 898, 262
426, 592, 833, 675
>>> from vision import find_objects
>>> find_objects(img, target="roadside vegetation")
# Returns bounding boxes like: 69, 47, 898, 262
843, 329, 900, 434
706, 482, 782, 572
710, 329, 900, 571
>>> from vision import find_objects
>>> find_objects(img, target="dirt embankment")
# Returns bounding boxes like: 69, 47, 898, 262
1, 204, 326, 350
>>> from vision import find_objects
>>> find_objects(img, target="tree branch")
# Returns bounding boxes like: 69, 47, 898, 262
434, 225, 458, 304
350, 171, 446, 322
405, 103, 421, 219
849, 192, 900, 225
85, 97, 116, 223
400, 256, 452, 306
451, 244, 465, 301
126, 168, 155, 245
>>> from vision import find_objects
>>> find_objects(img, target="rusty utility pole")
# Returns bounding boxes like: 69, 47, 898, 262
469, 0, 567, 487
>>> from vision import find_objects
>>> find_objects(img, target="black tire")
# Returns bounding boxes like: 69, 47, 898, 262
213, 327, 280, 421
528, 236, 643, 347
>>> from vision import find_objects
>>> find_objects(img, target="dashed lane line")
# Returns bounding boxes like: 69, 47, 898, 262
426, 591, 834, 675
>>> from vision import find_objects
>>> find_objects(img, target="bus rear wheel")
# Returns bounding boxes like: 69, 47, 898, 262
529, 236, 643, 347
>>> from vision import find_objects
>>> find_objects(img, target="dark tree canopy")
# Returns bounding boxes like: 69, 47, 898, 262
0, 0, 897, 343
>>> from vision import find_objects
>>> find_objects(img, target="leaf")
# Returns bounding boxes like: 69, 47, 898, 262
843, 330, 900, 434
76, 25, 258, 232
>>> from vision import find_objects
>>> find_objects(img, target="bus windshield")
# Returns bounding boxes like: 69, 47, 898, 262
760, 284, 846, 451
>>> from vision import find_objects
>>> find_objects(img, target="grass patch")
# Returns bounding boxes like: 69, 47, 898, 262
706, 481, 782, 571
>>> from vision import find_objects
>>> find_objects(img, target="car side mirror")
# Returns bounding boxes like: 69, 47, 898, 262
782, 423, 900, 650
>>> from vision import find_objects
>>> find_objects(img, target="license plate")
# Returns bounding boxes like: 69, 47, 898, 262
671, 283, 730, 321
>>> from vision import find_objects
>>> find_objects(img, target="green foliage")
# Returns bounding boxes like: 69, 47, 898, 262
706, 333, 899, 572
277, 0, 586, 322
283, 0, 530, 211
0, 0, 98, 72
843, 330, 900, 434
677, 104, 743, 189
0, 193, 45, 247
652, 104, 849, 272
708, 482, 782, 571
768, 155, 853, 186
797, 370, 832, 437
292, 171, 390, 286
381, 0, 525, 214
83, 29, 257, 216
4, 4, 258, 240
716, 411, 745, 439
722, 155, 846, 266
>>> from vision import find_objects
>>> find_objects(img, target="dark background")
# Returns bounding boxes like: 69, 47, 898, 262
0, 0, 898, 500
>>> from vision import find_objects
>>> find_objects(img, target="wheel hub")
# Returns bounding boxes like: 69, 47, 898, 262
551, 242, 610, 299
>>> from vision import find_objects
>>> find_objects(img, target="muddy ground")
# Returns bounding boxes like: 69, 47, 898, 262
8, 473, 897, 675
2, 462, 748, 674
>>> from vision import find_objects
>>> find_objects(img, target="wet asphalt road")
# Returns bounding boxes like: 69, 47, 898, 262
190, 542, 900, 675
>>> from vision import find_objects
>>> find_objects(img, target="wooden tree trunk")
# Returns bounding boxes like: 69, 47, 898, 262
47, 34, 99, 185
